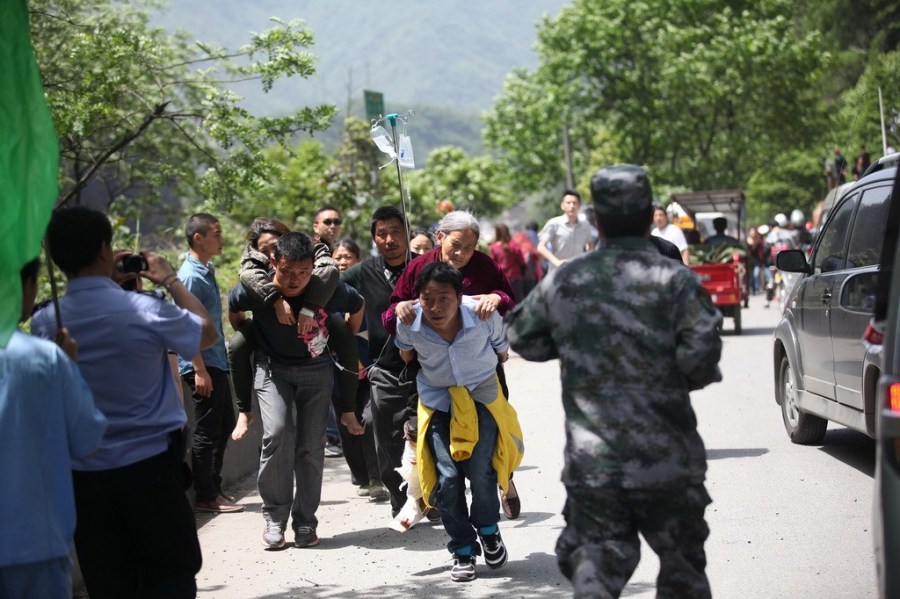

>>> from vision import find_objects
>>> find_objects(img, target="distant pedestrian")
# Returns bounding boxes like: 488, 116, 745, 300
651, 205, 690, 264
833, 146, 848, 184
489, 223, 525, 303
537, 190, 594, 269
507, 164, 722, 599
0, 258, 107, 599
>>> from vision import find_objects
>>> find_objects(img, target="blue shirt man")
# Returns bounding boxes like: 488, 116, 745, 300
0, 258, 107, 598
32, 206, 217, 598
395, 296, 507, 412
175, 213, 242, 513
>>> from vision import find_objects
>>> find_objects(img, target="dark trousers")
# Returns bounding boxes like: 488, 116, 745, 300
72, 449, 202, 599
335, 377, 380, 485
368, 365, 415, 516
183, 367, 236, 502
556, 483, 712, 599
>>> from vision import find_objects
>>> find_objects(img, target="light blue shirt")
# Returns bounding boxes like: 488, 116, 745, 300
395, 297, 509, 412
32, 276, 202, 471
176, 252, 228, 374
0, 331, 107, 566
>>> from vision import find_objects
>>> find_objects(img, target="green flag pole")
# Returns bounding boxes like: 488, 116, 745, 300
0, 0, 60, 347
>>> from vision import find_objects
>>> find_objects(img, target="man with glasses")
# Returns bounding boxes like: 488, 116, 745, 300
312, 206, 344, 248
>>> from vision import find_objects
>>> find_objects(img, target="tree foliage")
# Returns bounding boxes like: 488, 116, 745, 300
30, 0, 336, 217
485, 0, 828, 197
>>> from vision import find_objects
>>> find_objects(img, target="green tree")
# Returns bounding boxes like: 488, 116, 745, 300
30, 0, 336, 218
408, 146, 514, 229
485, 0, 827, 194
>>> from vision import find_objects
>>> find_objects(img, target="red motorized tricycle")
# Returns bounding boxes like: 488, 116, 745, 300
669, 190, 748, 334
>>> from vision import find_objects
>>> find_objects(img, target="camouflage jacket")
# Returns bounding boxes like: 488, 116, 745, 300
506, 237, 722, 490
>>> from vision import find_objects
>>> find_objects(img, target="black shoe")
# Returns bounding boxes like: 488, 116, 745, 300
450, 554, 476, 582
294, 526, 319, 548
479, 530, 508, 570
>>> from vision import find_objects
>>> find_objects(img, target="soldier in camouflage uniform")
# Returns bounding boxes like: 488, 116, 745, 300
506, 165, 722, 599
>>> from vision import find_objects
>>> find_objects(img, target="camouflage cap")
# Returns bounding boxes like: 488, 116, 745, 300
590, 164, 653, 216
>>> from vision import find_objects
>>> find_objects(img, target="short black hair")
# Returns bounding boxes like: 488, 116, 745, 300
20, 257, 40, 284
712, 217, 728, 233
562, 189, 581, 203
47, 206, 113, 277
414, 261, 463, 295
332, 238, 361, 259
273, 231, 315, 263
596, 206, 654, 238
185, 213, 219, 248
370, 206, 407, 238
314, 205, 341, 220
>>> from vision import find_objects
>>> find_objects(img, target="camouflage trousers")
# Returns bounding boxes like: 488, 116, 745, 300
557, 483, 712, 599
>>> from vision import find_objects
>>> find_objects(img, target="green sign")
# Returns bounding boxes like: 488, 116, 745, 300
364, 90, 384, 122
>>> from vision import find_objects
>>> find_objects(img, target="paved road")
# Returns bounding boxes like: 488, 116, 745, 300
195, 293, 877, 598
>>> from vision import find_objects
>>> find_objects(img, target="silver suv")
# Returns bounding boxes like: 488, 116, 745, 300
773, 157, 897, 444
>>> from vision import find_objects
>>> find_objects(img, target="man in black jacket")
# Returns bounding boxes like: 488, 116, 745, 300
340, 206, 414, 517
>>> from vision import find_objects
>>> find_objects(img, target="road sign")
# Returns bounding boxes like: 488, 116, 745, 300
364, 90, 384, 122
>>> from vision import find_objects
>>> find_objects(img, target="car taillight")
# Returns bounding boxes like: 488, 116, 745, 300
891, 382, 900, 413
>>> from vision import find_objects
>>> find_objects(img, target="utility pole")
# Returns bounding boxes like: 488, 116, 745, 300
346, 66, 353, 118
561, 121, 575, 189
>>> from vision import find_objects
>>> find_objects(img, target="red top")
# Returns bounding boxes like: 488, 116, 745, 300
489, 240, 525, 282
382, 247, 515, 334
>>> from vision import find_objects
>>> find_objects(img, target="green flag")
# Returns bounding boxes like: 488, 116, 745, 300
0, 0, 59, 347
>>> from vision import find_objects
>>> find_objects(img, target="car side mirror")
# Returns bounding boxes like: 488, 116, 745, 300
776, 249, 812, 274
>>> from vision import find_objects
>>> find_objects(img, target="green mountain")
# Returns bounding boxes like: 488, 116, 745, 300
153, 0, 569, 155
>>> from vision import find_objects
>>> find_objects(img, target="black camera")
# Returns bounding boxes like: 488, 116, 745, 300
117, 253, 148, 291
118, 253, 148, 274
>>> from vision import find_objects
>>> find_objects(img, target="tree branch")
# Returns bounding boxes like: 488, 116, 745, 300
57, 102, 170, 208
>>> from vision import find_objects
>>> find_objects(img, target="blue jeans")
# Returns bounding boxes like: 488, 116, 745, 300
425, 402, 500, 556
255, 355, 332, 530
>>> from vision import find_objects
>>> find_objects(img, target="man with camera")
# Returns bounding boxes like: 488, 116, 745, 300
32, 206, 218, 599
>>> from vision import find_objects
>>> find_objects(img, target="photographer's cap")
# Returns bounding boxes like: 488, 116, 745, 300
590, 164, 653, 216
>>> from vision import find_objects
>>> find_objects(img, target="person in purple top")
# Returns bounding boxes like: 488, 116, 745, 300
383, 209, 523, 519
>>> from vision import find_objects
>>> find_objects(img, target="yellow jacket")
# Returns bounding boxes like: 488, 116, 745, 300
417, 381, 525, 509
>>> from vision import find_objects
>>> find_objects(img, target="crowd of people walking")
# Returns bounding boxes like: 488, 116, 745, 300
3, 170, 726, 598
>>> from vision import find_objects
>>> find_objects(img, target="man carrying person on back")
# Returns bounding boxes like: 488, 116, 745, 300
33, 206, 219, 598
228, 232, 364, 550
176, 213, 243, 514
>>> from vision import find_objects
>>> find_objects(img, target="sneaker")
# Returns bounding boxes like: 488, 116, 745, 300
324, 442, 343, 458
356, 485, 371, 497
479, 529, 508, 570
424, 507, 442, 523
294, 526, 319, 548
262, 521, 286, 550
367, 481, 389, 501
450, 554, 476, 582
195, 496, 244, 514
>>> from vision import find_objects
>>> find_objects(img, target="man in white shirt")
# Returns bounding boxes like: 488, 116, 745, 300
651, 205, 690, 264
537, 190, 594, 269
